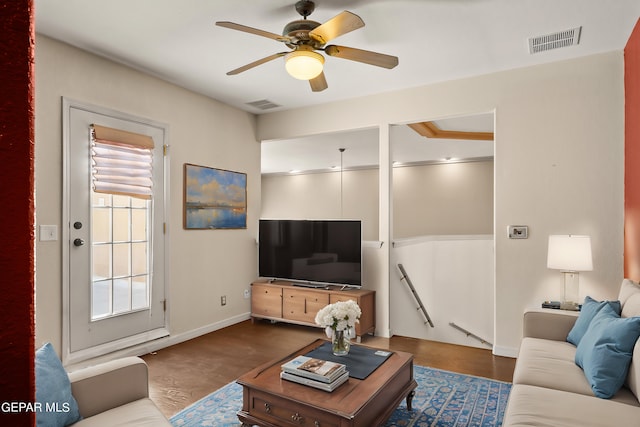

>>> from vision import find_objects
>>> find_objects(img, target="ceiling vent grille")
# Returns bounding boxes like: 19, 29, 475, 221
246, 99, 281, 110
528, 26, 581, 54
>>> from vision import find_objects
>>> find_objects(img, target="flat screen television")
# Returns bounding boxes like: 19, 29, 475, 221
258, 219, 362, 288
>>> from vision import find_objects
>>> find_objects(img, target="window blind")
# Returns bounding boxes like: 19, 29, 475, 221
91, 124, 155, 199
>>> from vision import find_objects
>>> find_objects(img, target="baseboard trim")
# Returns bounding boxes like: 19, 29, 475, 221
493, 345, 518, 358
154, 312, 252, 351
66, 312, 251, 371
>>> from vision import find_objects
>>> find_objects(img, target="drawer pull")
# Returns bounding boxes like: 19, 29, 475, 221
291, 412, 304, 423
264, 403, 271, 413
315, 422, 320, 427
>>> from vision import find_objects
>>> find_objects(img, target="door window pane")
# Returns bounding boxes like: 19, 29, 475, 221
92, 244, 111, 281
113, 195, 130, 208
132, 276, 148, 310
91, 192, 151, 320
131, 197, 146, 209
92, 193, 112, 207
92, 208, 111, 243
113, 243, 131, 277
113, 208, 130, 242
131, 209, 147, 241
92, 280, 112, 319
113, 277, 131, 314
131, 242, 147, 276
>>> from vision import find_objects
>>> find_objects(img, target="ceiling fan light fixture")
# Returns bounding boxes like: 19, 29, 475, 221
285, 49, 324, 80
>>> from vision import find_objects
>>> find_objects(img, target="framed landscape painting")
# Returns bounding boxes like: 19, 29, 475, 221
184, 163, 247, 229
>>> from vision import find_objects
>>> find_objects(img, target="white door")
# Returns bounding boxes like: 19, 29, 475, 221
63, 99, 168, 362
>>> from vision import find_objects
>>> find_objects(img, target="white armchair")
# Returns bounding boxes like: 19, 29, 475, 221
68, 357, 170, 427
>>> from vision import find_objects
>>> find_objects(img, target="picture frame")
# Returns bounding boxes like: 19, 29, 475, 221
183, 163, 247, 229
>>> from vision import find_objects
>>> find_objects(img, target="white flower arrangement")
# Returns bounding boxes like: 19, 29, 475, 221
315, 300, 362, 338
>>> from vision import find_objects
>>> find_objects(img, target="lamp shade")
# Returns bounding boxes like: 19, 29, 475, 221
547, 235, 593, 272
285, 49, 324, 80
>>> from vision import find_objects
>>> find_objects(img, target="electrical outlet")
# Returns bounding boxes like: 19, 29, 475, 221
221, 295, 227, 306
243, 289, 251, 299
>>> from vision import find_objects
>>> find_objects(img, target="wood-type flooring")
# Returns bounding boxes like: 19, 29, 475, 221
141, 320, 516, 418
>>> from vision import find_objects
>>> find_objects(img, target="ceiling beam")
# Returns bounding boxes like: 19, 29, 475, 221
408, 121, 494, 141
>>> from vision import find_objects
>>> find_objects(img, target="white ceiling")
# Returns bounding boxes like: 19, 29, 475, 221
35, 0, 640, 173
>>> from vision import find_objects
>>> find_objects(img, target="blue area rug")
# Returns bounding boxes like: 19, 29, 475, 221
170, 365, 512, 427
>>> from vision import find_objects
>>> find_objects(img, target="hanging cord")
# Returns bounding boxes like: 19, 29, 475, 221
339, 148, 345, 218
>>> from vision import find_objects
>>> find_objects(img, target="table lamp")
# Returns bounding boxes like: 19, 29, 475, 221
547, 235, 593, 310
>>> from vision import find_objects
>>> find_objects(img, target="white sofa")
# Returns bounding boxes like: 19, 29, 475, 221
68, 357, 171, 427
503, 279, 640, 426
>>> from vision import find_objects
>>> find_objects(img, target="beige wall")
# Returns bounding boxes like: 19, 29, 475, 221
261, 160, 493, 240
257, 52, 625, 355
261, 170, 380, 240
393, 160, 493, 238
35, 35, 261, 354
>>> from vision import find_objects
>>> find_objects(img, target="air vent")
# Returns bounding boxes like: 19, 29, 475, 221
246, 99, 281, 110
528, 26, 581, 54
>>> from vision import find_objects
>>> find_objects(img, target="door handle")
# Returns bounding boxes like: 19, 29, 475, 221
73, 238, 85, 247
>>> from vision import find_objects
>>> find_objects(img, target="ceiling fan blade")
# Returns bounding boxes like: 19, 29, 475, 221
309, 11, 364, 45
325, 45, 398, 69
309, 72, 328, 92
216, 21, 291, 43
226, 52, 288, 75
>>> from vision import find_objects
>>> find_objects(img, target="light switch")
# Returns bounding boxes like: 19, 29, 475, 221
508, 225, 528, 239
39, 225, 58, 241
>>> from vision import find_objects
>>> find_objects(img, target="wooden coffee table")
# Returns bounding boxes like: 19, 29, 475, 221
237, 339, 417, 427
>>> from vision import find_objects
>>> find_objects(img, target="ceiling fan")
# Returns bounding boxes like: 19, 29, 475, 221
215, 0, 399, 92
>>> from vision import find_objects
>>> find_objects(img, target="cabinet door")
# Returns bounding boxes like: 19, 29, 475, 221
252, 284, 283, 318
283, 289, 329, 324
329, 292, 375, 336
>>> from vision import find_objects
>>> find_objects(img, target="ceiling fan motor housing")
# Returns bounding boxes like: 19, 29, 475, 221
283, 20, 322, 47
295, 0, 315, 18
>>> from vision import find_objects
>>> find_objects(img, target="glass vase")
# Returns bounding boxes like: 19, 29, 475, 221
332, 328, 351, 356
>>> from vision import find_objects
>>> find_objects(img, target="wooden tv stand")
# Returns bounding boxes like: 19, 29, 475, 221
250, 280, 376, 339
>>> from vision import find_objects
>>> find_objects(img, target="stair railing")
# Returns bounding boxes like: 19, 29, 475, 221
449, 322, 493, 347
396, 264, 434, 328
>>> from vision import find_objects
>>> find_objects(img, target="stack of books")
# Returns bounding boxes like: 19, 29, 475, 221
542, 300, 561, 309
280, 356, 349, 392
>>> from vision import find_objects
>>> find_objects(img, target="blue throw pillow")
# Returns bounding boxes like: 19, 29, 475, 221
574, 304, 640, 398
567, 296, 621, 346
35, 343, 82, 426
